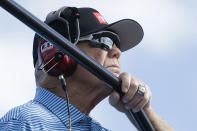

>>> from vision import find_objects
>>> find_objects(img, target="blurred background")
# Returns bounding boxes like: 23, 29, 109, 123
0, 0, 197, 130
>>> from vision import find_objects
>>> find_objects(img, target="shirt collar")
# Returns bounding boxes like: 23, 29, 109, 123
33, 87, 87, 128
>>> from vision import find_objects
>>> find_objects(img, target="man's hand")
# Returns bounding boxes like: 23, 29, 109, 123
109, 72, 175, 131
109, 72, 152, 113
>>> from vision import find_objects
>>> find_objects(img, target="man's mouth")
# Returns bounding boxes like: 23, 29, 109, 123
106, 65, 120, 76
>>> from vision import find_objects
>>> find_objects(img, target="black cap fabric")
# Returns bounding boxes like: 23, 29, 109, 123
33, 7, 144, 66
77, 8, 144, 51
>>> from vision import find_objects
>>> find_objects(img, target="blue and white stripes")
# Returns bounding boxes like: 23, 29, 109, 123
0, 87, 110, 131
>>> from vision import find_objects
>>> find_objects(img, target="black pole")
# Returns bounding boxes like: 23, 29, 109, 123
0, 0, 155, 131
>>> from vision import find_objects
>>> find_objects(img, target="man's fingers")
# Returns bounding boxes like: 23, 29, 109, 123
109, 91, 120, 106
124, 93, 143, 110
133, 95, 150, 112
110, 72, 152, 114
122, 80, 138, 104
124, 86, 150, 112
119, 72, 131, 93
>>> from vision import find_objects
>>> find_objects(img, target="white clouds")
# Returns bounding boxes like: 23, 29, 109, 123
0, 38, 36, 117
136, 1, 197, 55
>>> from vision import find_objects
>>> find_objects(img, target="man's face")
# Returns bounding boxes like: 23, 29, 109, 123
70, 41, 121, 88
78, 41, 121, 77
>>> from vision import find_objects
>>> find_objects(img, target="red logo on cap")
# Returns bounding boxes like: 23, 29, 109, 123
93, 12, 107, 24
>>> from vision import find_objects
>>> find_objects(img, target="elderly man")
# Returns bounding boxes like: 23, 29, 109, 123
0, 7, 174, 131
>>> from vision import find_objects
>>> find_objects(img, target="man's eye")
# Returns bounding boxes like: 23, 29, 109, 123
101, 44, 110, 50
100, 37, 113, 49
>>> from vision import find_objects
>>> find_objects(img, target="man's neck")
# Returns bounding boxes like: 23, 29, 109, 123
45, 78, 112, 115
65, 79, 112, 115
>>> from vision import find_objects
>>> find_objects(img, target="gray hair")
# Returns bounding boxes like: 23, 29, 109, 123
34, 61, 47, 86
34, 61, 60, 88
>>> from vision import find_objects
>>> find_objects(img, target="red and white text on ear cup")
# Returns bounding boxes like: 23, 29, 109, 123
39, 39, 76, 76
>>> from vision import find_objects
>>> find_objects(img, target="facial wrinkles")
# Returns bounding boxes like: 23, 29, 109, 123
103, 56, 121, 77
94, 49, 121, 72
104, 59, 120, 67
106, 45, 121, 66
93, 48, 108, 66
78, 42, 121, 76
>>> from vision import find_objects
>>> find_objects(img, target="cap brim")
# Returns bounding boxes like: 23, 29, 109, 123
106, 19, 144, 52
82, 19, 144, 52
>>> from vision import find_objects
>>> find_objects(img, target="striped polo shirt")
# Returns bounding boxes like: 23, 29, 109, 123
0, 87, 110, 131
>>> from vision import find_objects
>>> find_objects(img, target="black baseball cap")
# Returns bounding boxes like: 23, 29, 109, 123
33, 7, 144, 66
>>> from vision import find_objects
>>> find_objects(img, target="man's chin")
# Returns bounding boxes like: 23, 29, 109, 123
106, 67, 120, 77
110, 70, 120, 77
113, 72, 120, 77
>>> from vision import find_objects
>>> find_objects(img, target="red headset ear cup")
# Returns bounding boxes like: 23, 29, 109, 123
38, 39, 76, 77
55, 55, 76, 76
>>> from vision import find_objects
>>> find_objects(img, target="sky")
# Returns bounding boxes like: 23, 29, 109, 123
0, 0, 197, 130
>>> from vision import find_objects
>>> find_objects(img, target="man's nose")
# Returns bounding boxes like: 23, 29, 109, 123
108, 45, 121, 59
